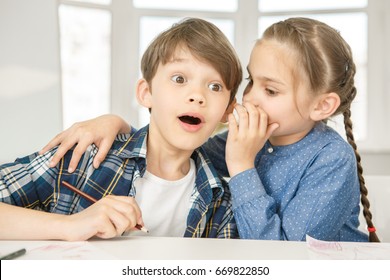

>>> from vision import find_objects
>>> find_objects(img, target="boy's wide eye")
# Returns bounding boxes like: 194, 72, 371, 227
171, 75, 186, 84
208, 83, 223, 92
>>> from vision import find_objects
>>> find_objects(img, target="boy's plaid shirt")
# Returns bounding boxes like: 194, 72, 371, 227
0, 125, 237, 238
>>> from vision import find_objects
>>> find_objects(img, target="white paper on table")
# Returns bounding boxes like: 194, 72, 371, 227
1, 241, 117, 260
306, 235, 390, 260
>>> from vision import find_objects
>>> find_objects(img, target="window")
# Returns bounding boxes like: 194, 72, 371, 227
258, 1, 368, 141
259, 0, 367, 11
57, 0, 389, 152
58, 1, 111, 129
133, 0, 237, 12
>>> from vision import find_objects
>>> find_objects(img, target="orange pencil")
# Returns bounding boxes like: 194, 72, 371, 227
61, 180, 148, 233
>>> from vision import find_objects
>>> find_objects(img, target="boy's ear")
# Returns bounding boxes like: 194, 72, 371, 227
136, 78, 152, 109
310, 92, 341, 121
220, 98, 236, 123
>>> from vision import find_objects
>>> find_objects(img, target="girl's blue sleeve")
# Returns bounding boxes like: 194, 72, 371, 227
229, 144, 364, 241
229, 168, 283, 239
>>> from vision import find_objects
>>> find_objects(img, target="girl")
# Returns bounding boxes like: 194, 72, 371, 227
42, 17, 379, 242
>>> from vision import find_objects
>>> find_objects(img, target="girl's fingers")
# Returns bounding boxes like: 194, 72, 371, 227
93, 138, 114, 169
242, 102, 260, 132
67, 141, 92, 172
255, 106, 269, 136
228, 113, 238, 136
234, 104, 249, 134
242, 103, 277, 139
40, 133, 64, 155
49, 142, 75, 168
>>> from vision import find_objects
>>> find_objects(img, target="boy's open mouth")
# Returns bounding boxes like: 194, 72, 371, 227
178, 115, 202, 125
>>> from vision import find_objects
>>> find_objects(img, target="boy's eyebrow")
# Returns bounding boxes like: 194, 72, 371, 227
168, 56, 189, 63
169, 58, 183, 62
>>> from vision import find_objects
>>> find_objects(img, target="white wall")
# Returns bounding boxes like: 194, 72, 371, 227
0, 1, 388, 175
361, 152, 390, 176
0, 0, 62, 163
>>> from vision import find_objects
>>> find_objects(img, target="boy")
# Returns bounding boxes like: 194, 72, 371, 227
0, 18, 242, 241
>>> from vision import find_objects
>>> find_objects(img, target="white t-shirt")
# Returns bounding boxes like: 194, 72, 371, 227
130, 159, 196, 237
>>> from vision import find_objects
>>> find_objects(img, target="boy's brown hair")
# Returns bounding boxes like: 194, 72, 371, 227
141, 17, 242, 105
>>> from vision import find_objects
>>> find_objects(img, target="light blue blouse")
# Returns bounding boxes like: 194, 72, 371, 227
203, 121, 368, 241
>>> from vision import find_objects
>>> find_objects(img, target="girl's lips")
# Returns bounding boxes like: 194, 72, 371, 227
178, 113, 205, 132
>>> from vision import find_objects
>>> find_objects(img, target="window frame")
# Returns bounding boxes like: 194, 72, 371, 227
58, 0, 390, 152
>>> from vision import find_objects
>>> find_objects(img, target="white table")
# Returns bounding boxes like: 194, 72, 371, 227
96, 236, 309, 259
1, 236, 390, 260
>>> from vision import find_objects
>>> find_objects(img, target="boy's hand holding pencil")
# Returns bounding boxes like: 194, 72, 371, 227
61, 181, 148, 240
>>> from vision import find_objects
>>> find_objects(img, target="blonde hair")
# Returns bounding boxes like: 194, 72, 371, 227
141, 17, 242, 105
262, 17, 379, 242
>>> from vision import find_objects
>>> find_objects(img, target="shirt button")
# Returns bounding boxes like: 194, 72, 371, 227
267, 147, 274, 153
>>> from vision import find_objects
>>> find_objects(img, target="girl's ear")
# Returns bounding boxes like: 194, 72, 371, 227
310, 92, 341, 121
136, 78, 152, 109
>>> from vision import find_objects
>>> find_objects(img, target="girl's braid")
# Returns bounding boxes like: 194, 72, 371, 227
343, 102, 380, 242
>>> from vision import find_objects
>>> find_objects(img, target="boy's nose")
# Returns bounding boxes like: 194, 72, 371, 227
189, 97, 204, 105
188, 91, 205, 105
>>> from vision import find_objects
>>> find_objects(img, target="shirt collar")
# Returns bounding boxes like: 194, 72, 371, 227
114, 125, 148, 159
113, 125, 224, 194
